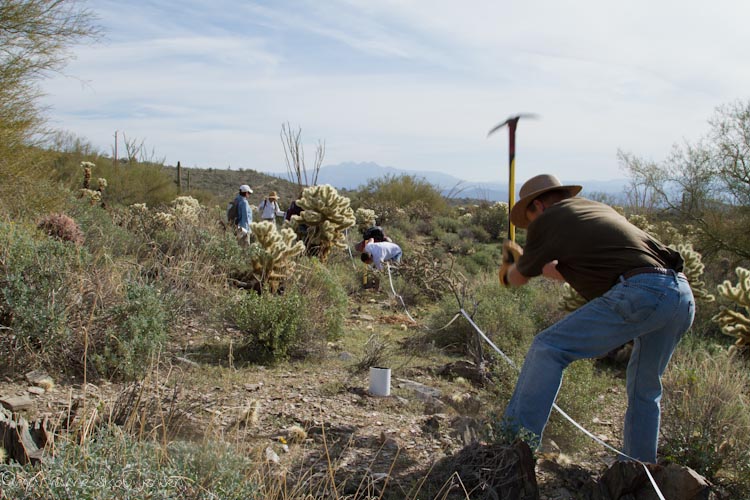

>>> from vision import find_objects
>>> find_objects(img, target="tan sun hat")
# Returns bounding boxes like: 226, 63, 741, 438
509, 174, 582, 229
268, 191, 278, 200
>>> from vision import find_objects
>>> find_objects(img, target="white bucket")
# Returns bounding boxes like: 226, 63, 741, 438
369, 367, 391, 397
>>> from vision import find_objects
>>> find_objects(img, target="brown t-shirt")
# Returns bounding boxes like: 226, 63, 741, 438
516, 198, 683, 300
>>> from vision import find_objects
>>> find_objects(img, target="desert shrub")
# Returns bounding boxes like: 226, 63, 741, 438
0, 426, 261, 499
232, 290, 304, 363
435, 215, 462, 233
426, 276, 540, 358
457, 244, 503, 276
292, 259, 348, 356
89, 281, 173, 380
0, 221, 86, 372
660, 347, 750, 494
471, 201, 509, 241
356, 174, 448, 215
37, 212, 84, 245
68, 199, 144, 259
545, 358, 616, 450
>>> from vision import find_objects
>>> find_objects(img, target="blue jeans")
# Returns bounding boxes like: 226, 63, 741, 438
502, 271, 694, 463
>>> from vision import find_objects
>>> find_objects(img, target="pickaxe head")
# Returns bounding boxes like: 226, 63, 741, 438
487, 113, 539, 138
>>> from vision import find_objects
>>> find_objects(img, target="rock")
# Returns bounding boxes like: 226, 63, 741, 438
0, 407, 49, 465
174, 356, 199, 367
27, 387, 45, 396
352, 313, 375, 321
438, 360, 490, 386
0, 395, 33, 411
585, 461, 718, 500
395, 378, 441, 400
265, 446, 280, 464
24, 371, 54, 390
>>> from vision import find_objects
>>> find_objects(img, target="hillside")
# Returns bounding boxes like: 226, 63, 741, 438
162, 164, 301, 205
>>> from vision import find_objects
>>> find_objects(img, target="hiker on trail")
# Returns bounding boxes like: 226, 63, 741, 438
499, 174, 694, 464
355, 225, 392, 253
259, 191, 284, 223
233, 184, 253, 246
361, 239, 402, 271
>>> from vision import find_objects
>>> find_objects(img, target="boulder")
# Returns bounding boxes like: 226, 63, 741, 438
585, 460, 717, 500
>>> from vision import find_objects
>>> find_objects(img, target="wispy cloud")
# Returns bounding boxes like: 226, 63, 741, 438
40, 0, 750, 182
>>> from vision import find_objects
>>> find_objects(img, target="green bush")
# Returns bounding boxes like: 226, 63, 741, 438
0, 221, 85, 372
546, 359, 615, 450
660, 347, 750, 495
90, 282, 172, 380
353, 174, 449, 224
470, 201, 509, 242
232, 290, 304, 363
0, 426, 262, 499
427, 276, 540, 358
293, 259, 348, 354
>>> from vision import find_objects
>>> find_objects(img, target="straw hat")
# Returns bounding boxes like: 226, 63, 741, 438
268, 191, 278, 200
509, 174, 582, 229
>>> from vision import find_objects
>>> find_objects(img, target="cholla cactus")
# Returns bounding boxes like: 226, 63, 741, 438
81, 161, 95, 189
291, 184, 355, 260
152, 211, 176, 228
627, 214, 656, 234
249, 221, 305, 292
675, 243, 714, 303
559, 283, 587, 312
79, 188, 101, 205
355, 208, 377, 233
712, 267, 750, 355
170, 195, 202, 224
97, 178, 108, 192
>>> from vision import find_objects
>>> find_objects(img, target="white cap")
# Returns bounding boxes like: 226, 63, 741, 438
239, 184, 253, 193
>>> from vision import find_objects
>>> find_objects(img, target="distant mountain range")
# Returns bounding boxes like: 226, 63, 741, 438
309, 161, 629, 202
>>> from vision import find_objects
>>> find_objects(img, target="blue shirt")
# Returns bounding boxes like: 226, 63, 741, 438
235, 194, 252, 232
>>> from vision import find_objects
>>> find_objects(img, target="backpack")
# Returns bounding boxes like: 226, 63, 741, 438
227, 198, 239, 225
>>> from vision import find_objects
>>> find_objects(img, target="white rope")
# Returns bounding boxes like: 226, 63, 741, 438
377, 258, 666, 498
457, 308, 666, 500
344, 228, 357, 269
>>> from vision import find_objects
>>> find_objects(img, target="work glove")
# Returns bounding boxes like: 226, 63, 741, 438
499, 239, 523, 287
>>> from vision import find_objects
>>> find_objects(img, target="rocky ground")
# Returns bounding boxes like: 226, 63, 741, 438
1, 288, 712, 499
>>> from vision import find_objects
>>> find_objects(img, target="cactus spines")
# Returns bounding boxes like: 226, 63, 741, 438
712, 267, 750, 355
249, 221, 305, 292
675, 243, 714, 303
355, 208, 377, 233
559, 283, 587, 312
81, 161, 95, 189
291, 185, 355, 260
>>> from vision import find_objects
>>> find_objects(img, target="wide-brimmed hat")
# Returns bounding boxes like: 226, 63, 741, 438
268, 191, 278, 200
239, 184, 253, 193
509, 174, 582, 229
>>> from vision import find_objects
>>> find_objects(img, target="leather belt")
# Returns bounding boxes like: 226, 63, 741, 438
622, 267, 674, 280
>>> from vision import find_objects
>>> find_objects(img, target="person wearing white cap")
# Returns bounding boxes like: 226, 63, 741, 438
233, 184, 253, 245
499, 173, 694, 464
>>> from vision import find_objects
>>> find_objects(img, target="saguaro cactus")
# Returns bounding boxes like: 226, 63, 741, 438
249, 221, 305, 292
290, 184, 355, 260
712, 267, 750, 355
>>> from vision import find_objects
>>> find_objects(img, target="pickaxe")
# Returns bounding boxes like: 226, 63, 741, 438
488, 113, 538, 285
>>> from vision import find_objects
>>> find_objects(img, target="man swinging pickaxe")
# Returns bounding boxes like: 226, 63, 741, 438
487, 113, 537, 286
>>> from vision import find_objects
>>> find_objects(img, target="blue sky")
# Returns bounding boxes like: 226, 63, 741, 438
41, 0, 750, 183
